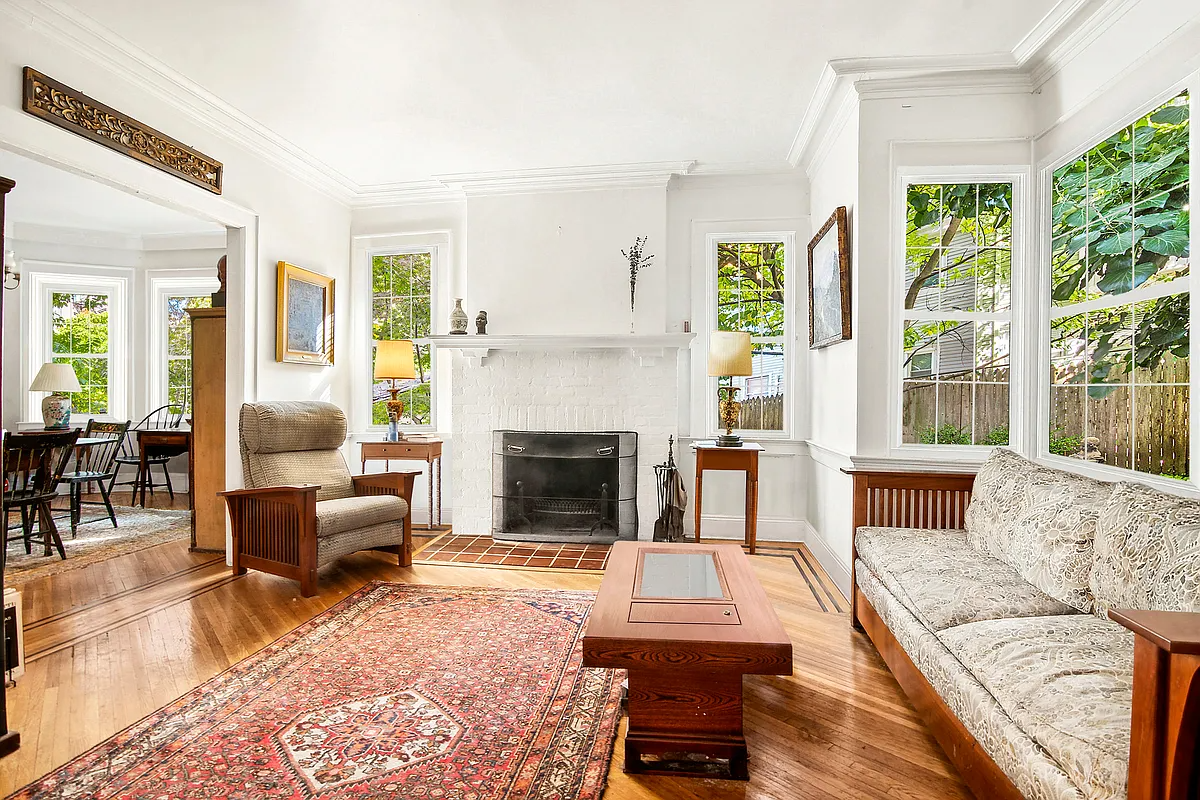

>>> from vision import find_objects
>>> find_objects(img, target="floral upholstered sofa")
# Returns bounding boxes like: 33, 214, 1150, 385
850, 449, 1200, 800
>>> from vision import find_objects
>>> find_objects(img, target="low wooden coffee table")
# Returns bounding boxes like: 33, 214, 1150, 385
582, 541, 792, 779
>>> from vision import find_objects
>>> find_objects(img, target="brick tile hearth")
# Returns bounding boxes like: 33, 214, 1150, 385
415, 534, 611, 571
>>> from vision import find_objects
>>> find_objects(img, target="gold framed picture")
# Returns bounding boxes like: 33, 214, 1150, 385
276, 261, 335, 365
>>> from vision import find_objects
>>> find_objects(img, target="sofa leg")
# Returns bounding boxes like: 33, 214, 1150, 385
300, 570, 318, 598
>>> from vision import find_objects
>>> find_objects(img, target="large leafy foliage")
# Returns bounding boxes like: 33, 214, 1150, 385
1051, 92, 1190, 396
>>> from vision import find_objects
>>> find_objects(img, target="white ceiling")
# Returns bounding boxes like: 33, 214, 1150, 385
0, 149, 224, 236
60, 0, 1063, 187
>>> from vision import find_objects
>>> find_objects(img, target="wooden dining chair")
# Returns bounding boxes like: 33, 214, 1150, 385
3, 430, 80, 561
60, 420, 130, 536
110, 405, 184, 503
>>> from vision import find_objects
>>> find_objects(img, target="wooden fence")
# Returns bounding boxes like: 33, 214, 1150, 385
738, 394, 784, 431
903, 357, 1190, 477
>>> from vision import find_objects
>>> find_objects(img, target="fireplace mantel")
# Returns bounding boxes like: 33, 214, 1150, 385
429, 333, 695, 366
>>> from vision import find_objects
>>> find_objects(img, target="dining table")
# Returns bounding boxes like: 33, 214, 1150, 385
134, 427, 192, 508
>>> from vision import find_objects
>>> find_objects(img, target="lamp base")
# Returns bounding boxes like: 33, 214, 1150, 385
715, 433, 744, 448
41, 394, 72, 430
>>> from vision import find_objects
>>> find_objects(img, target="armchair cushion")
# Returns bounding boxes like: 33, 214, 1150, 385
316, 495, 409, 539
240, 401, 347, 454
248, 450, 354, 502
1091, 481, 1200, 617
239, 402, 354, 501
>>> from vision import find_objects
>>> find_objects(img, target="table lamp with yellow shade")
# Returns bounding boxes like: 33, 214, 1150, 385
707, 331, 753, 447
374, 339, 417, 441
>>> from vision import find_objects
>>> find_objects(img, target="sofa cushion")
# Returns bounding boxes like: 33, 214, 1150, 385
966, 448, 1113, 612
939, 615, 1134, 800
1091, 481, 1200, 617
856, 565, 1086, 800
856, 526, 1078, 631
316, 495, 408, 539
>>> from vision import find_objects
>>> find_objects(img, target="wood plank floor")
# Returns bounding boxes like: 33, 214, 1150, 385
0, 531, 971, 799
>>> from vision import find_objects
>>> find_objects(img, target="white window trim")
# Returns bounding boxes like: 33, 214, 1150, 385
888, 166, 1031, 459
349, 233, 448, 435
1033, 75, 1198, 493
702, 230, 797, 440
23, 264, 130, 424
147, 271, 220, 415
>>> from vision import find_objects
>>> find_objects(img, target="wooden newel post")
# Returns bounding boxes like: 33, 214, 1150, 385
188, 306, 227, 552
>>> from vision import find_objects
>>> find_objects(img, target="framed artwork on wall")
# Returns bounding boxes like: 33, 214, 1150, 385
276, 261, 335, 365
807, 206, 852, 349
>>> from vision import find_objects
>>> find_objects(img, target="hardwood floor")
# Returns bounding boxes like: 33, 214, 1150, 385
0, 532, 972, 799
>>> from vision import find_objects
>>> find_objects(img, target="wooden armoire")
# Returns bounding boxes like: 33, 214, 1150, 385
187, 307, 227, 552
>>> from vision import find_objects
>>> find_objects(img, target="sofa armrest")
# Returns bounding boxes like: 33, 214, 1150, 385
1110, 608, 1200, 800
353, 471, 420, 506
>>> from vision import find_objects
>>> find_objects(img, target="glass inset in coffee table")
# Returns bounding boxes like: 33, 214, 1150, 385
582, 542, 793, 779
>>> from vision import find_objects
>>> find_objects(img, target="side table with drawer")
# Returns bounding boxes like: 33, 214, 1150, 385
360, 440, 443, 529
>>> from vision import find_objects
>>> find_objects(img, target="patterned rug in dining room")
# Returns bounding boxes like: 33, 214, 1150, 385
7, 584, 623, 800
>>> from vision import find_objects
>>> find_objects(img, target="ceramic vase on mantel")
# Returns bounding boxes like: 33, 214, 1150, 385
449, 298, 469, 335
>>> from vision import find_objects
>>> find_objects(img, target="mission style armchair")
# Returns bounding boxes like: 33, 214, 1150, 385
220, 401, 419, 597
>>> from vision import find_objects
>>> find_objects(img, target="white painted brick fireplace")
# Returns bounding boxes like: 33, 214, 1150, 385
442, 339, 691, 536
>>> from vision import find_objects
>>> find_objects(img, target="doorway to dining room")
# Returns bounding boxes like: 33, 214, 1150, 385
0, 147, 225, 585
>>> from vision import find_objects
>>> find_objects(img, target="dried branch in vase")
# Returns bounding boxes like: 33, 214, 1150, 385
623, 236, 655, 334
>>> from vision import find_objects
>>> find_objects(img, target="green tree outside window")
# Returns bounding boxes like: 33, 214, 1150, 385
371, 252, 433, 426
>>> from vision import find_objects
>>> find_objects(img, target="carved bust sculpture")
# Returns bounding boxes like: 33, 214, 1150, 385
475, 310, 488, 335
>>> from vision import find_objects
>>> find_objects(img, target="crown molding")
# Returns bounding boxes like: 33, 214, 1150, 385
1026, 0, 1145, 88
140, 230, 228, 251
435, 161, 696, 196
2, 0, 360, 204
11, 221, 140, 251
804, 85, 858, 180
351, 181, 466, 209
1012, 0, 1095, 65
788, 0, 1121, 173
11, 221, 226, 252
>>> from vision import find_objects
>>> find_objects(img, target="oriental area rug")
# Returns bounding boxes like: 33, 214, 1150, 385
4, 508, 191, 586
7, 584, 624, 800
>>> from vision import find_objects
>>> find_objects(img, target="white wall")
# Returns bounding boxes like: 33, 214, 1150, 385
666, 173, 809, 538
0, 12, 354, 515
463, 188, 669, 336
803, 99, 860, 593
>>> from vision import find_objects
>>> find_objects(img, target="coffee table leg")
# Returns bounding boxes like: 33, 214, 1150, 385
623, 669, 748, 780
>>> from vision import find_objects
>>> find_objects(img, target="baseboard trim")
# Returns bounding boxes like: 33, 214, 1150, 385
801, 521, 852, 600
693, 514, 805, 542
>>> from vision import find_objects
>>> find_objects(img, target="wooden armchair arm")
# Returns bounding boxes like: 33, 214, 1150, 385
353, 471, 420, 506
221, 484, 320, 596
1111, 608, 1200, 800
219, 485, 318, 499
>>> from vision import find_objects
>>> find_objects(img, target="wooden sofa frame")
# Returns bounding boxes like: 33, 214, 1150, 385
846, 469, 1200, 800
221, 471, 419, 598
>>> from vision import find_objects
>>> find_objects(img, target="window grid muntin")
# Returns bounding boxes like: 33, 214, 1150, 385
714, 240, 787, 433
1047, 91, 1191, 479
371, 251, 433, 427
902, 182, 1014, 447
165, 294, 212, 414
50, 291, 110, 415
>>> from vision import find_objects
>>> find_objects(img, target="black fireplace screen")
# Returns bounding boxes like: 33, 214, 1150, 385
492, 430, 637, 544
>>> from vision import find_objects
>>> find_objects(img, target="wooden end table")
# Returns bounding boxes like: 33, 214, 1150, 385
582, 541, 792, 779
360, 439, 443, 529
693, 442, 763, 553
